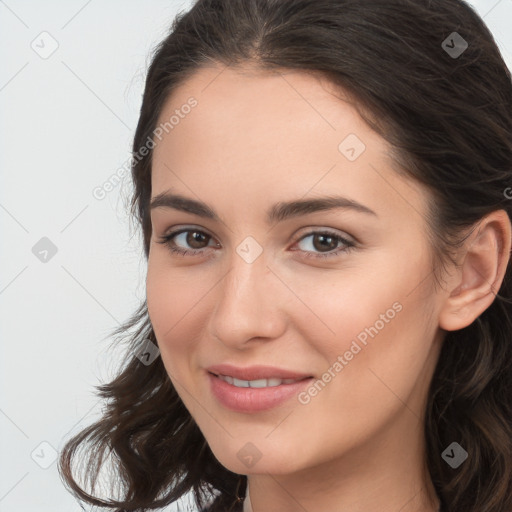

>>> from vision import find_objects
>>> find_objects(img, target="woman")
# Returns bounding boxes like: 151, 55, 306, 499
58, 1, 512, 511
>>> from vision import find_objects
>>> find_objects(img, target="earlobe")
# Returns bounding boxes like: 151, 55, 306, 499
438, 210, 512, 332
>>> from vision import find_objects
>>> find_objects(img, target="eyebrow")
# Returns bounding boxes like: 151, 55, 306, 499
149, 191, 378, 224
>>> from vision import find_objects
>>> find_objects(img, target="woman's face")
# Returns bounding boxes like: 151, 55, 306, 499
146, 64, 446, 477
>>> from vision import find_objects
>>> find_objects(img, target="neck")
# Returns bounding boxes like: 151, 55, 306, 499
244, 471, 440, 512
242, 411, 440, 512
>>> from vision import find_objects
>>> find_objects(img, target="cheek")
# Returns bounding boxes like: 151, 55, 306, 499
145, 258, 207, 369
289, 253, 435, 400
277, 261, 405, 355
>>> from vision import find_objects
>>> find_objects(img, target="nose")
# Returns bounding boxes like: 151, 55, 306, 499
208, 250, 288, 348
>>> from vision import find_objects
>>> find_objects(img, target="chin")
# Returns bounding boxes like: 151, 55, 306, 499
209, 444, 305, 476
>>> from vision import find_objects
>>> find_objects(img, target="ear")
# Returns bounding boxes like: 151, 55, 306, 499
439, 209, 512, 332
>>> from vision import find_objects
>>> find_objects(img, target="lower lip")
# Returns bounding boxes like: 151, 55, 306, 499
207, 372, 314, 413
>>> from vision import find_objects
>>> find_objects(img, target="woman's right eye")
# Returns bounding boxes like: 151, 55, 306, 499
156, 228, 219, 257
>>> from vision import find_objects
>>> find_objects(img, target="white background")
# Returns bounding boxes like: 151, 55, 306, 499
1, 1, 511, 511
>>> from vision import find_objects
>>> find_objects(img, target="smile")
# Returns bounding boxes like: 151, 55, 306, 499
208, 372, 314, 413
216, 374, 302, 387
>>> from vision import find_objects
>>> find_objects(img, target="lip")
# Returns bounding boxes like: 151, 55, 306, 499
206, 363, 312, 381
207, 372, 314, 413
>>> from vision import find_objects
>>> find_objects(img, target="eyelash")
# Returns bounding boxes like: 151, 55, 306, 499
156, 227, 356, 260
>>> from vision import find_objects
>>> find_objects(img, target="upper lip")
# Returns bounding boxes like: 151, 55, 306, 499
206, 363, 313, 381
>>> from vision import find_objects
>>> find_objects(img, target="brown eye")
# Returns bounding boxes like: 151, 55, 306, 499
185, 230, 210, 249
156, 228, 218, 257
311, 233, 339, 252
293, 230, 356, 260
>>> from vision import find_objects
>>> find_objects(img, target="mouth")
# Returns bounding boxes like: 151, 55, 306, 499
206, 363, 314, 383
208, 371, 312, 388
207, 371, 315, 413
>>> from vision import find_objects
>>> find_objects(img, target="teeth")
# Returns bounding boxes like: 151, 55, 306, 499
218, 375, 299, 387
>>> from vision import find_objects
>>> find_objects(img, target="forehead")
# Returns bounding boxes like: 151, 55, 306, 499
155, 64, 370, 142
150, 64, 428, 224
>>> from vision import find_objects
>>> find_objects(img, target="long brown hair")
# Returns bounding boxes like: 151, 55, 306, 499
58, 1, 512, 511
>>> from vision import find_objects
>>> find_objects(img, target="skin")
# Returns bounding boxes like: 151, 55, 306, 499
146, 63, 511, 512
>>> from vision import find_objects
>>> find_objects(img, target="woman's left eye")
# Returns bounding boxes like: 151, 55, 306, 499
293, 230, 356, 259
156, 228, 356, 260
